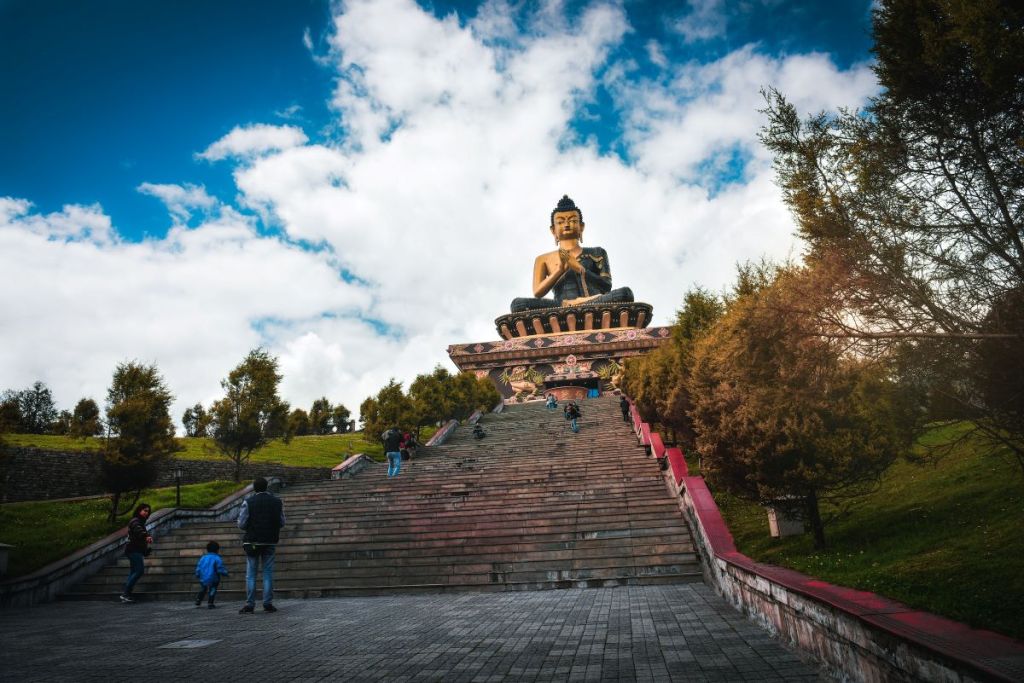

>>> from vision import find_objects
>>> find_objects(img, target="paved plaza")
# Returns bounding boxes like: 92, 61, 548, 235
0, 584, 824, 682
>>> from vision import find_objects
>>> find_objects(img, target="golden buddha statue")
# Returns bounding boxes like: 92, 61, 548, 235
510, 195, 634, 313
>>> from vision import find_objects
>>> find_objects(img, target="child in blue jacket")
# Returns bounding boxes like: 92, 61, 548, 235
194, 541, 229, 608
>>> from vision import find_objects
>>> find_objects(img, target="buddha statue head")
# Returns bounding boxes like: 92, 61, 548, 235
550, 194, 584, 244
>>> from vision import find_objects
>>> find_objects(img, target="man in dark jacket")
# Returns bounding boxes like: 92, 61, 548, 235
566, 402, 581, 433
237, 477, 285, 613
382, 426, 403, 478
620, 396, 631, 423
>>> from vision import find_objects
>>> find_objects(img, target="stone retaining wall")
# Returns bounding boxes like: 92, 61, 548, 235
0, 483, 254, 608
0, 447, 332, 503
620, 395, 1024, 682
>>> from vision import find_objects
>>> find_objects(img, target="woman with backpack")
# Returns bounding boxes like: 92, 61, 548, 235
119, 502, 153, 603
566, 402, 581, 433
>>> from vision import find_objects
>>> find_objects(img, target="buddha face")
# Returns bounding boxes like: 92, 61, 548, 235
550, 210, 583, 241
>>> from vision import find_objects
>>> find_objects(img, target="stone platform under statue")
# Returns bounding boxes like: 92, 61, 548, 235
448, 195, 668, 402
448, 324, 670, 403
495, 300, 654, 339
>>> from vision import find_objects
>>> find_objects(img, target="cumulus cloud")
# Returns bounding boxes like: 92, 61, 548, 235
0, 0, 880, 429
0, 201, 369, 427
0, 197, 115, 244
616, 46, 877, 182
137, 182, 218, 223
197, 124, 309, 162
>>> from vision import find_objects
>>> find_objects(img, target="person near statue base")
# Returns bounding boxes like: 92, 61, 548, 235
237, 477, 285, 613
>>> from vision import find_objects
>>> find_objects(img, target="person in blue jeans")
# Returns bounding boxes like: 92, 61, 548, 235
545, 394, 557, 409
237, 477, 285, 613
382, 426, 403, 478
119, 503, 152, 603
566, 402, 581, 433
194, 540, 229, 609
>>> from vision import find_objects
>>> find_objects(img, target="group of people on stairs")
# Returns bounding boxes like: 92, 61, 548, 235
117, 396, 637, 608
119, 476, 286, 614
546, 394, 583, 433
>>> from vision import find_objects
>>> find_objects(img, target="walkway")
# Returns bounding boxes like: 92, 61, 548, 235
0, 585, 823, 681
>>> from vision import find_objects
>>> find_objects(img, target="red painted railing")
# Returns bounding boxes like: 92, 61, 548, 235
665, 447, 686, 486
619, 394, 1024, 681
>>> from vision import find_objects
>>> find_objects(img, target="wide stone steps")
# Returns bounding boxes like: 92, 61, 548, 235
64, 397, 701, 600
146, 519, 688, 551
76, 547, 697, 585
101, 527, 692, 561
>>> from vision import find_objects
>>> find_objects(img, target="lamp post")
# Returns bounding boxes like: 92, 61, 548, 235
174, 465, 184, 507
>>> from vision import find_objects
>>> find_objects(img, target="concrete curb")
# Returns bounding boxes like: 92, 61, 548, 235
425, 420, 459, 447
331, 453, 374, 479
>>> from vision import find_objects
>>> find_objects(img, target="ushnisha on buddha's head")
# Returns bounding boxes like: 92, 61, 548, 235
550, 194, 584, 244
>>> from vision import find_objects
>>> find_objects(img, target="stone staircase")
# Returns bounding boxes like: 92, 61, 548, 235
64, 397, 701, 601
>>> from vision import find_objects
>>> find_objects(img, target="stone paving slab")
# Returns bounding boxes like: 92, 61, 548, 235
0, 585, 825, 682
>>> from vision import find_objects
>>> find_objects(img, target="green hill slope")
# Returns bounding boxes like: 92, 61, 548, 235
715, 422, 1024, 639
3, 432, 387, 467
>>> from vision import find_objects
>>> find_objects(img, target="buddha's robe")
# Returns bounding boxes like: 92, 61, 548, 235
510, 247, 634, 313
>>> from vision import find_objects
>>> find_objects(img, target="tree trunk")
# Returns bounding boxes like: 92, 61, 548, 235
107, 489, 141, 523
806, 490, 826, 549
108, 491, 120, 524
233, 453, 242, 483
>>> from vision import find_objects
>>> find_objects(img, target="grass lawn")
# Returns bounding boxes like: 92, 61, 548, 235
4, 432, 387, 467
713, 423, 1024, 639
0, 480, 242, 579
175, 433, 386, 467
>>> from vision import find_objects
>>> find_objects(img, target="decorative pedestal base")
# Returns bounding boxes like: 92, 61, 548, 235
495, 301, 654, 339
549, 386, 589, 402
448, 325, 671, 403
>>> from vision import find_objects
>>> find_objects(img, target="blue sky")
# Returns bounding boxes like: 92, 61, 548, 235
1, 0, 872, 237
0, 0, 877, 422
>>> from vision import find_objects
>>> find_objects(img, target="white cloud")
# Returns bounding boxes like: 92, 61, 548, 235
137, 182, 218, 223
0, 197, 115, 244
616, 46, 876, 182
274, 104, 304, 121
0, 201, 368, 428
0, 0, 881, 433
646, 40, 668, 68
672, 0, 727, 43
197, 124, 309, 162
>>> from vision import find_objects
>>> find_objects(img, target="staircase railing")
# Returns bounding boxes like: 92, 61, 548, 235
619, 394, 1024, 681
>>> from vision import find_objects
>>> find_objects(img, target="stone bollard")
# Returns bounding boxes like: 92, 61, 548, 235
766, 504, 804, 538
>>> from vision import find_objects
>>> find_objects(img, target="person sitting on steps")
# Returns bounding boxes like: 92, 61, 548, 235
546, 394, 558, 410
473, 423, 487, 439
